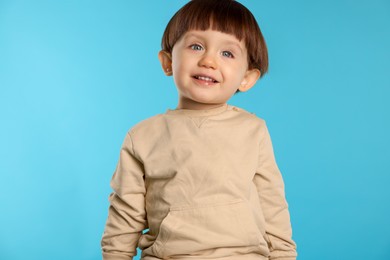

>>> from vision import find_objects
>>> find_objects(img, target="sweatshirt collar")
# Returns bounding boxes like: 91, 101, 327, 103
166, 103, 229, 117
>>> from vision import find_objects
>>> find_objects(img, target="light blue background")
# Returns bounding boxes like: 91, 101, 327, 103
1, 0, 389, 259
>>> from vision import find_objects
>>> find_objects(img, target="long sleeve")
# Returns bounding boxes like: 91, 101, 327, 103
253, 121, 297, 260
101, 132, 147, 260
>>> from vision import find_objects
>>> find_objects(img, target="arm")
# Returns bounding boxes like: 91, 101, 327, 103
101, 132, 147, 260
253, 121, 297, 260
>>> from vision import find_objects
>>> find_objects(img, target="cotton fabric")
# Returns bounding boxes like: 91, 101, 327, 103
101, 104, 297, 260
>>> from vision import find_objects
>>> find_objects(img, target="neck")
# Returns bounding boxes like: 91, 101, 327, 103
177, 98, 227, 110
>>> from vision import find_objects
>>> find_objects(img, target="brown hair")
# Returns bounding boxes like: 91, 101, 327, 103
161, 0, 268, 77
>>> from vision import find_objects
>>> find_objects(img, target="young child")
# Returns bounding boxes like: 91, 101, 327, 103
101, 0, 297, 259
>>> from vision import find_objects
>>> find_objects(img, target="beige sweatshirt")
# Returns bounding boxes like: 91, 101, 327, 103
101, 104, 297, 260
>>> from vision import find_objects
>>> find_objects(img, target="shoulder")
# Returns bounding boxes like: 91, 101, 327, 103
227, 105, 266, 126
127, 113, 166, 137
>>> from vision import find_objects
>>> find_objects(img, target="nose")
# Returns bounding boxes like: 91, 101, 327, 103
198, 52, 218, 69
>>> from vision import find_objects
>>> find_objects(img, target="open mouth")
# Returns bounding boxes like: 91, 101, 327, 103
193, 75, 219, 83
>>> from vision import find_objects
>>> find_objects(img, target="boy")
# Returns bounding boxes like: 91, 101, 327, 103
101, 0, 297, 259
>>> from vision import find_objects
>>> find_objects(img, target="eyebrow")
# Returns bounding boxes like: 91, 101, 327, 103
185, 32, 244, 54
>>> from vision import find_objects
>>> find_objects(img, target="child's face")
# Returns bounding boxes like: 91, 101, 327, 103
159, 29, 260, 110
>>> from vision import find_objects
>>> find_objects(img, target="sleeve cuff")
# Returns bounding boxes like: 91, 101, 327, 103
102, 252, 133, 260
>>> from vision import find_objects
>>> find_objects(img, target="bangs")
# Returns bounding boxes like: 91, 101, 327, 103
178, 1, 247, 41
161, 0, 268, 74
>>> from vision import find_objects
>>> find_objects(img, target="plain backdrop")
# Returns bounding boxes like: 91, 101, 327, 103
1, 0, 389, 259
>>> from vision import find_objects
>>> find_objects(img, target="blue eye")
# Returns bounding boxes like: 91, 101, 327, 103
190, 44, 203, 51
222, 51, 234, 58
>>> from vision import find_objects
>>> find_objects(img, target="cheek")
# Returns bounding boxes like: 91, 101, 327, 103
227, 67, 246, 82
172, 54, 186, 72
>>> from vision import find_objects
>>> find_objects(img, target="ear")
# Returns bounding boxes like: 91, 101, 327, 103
238, 69, 261, 92
158, 50, 173, 76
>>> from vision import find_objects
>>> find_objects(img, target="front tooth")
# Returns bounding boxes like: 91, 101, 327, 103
199, 76, 212, 81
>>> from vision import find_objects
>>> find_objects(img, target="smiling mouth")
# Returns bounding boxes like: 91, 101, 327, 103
193, 75, 219, 83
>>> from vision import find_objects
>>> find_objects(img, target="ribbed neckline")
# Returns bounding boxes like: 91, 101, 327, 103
166, 103, 229, 117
